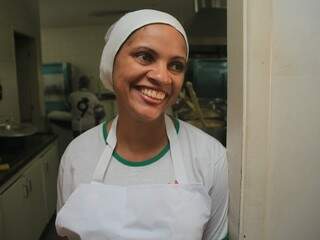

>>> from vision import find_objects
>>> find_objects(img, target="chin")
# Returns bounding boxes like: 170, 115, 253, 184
131, 107, 166, 123
118, 96, 170, 123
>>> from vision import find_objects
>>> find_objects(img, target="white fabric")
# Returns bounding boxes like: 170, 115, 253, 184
56, 115, 228, 239
57, 183, 211, 240
99, 9, 189, 92
105, 152, 175, 186
56, 115, 212, 239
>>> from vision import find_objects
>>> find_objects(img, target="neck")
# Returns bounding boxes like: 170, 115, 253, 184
114, 112, 168, 161
117, 113, 167, 149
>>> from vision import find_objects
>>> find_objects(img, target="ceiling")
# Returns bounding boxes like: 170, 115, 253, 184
39, 0, 195, 28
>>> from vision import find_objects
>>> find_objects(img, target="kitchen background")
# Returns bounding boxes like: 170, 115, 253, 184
0, 1, 228, 240
1, 0, 228, 155
0, 0, 320, 240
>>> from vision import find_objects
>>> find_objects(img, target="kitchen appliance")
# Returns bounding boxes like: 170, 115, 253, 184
0, 118, 37, 150
186, 58, 227, 100
42, 62, 72, 113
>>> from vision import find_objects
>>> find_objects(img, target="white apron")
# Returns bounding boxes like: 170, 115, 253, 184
56, 115, 212, 240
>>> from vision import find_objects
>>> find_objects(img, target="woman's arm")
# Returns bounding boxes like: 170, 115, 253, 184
55, 147, 72, 240
203, 150, 229, 240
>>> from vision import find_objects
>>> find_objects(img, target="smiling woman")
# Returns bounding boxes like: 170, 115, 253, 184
113, 24, 187, 122
55, 9, 228, 240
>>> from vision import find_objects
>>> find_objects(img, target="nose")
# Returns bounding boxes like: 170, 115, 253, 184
146, 62, 171, 86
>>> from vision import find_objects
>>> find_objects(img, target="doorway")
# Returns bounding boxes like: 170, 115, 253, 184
14, 32, 38, 123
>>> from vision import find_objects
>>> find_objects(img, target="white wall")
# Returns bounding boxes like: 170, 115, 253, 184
0, 0, 42, 123
228, 0, 320, 239
265, 0, 320, 239
226, 0, 244, 239
41, 25, 108, 92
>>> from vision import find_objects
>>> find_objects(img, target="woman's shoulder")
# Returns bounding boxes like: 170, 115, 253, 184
177, 119, 225, 155
61, 123, 106, 167
175, 119, 227, 188
71, 123, 104, 147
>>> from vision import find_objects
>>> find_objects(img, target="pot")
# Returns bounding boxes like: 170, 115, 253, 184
0, 121, 37, 151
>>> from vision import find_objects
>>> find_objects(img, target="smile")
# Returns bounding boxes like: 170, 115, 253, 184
139, 87, 166, 101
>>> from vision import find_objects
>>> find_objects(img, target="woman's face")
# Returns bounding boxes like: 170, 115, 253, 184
113, 24, 187, 122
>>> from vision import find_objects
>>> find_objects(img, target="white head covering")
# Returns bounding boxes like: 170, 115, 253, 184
99, 9, 189, 92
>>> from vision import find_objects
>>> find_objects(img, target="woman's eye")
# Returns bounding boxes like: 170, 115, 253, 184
169, 61, 185, 73
135, 52, 154, 64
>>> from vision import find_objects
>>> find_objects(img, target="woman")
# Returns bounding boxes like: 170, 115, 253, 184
56, 9, 228, 240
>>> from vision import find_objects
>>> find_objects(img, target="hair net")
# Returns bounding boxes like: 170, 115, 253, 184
99, 9, 189, 92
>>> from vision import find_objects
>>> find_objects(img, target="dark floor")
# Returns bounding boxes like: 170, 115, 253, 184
40, 215, 59, 240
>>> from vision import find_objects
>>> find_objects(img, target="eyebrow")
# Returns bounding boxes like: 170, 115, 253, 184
133, 46, 187, 62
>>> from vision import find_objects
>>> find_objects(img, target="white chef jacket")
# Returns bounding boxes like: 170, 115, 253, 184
57, 116, 228, 239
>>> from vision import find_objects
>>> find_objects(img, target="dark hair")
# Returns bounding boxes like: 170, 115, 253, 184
79, 75, 90, 89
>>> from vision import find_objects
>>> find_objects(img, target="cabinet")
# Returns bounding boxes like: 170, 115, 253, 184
0, 196, 5, 240
25, 159, 48, 240
1, 159, 47, 240
1, 176, 29, 240
41, 142, 59, 221
0, 140, 59, 240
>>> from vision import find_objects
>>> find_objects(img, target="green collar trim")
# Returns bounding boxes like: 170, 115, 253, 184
113, 144, 170, 167
101, 116, 179, 167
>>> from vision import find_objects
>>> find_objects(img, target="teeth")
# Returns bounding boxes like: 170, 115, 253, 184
140, 88, 166, 100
